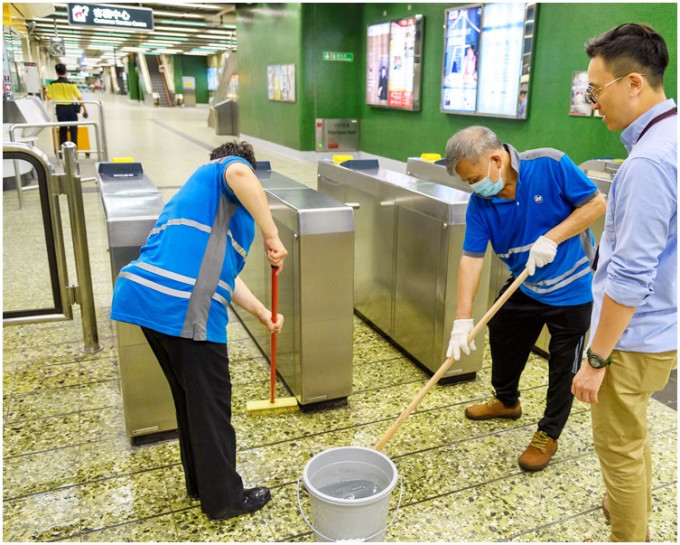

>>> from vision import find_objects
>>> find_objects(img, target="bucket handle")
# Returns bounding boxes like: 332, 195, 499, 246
296, 475, 403, 542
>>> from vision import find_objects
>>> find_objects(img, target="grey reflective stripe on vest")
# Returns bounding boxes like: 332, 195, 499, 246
227, 229, 248, 258
135, 261, 196, 286
119, 271, 192, 299
524, 257, 591, 294
217, 279, 233, 295
181, 196, 238, 340
497, 242, 533, 260
149, 218, 212, 237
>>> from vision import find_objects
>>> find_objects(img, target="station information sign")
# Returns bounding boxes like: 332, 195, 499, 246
68, 3, 154, 31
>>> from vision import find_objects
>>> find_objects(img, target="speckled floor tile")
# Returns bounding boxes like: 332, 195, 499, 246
303, 421, 388, 454
78, 468, 171, 532
2, 486, 81, 542
151, 437, 183, 467
3, 446, 80, 499
353, 356, 426, 392
3, 413, 81, 457
3, 366, 16, 396
262, 481, 313, 540
77, 438, 162, 483
353, 338, 404, 365
238, 437, 315, 489
227, 319, 251, 342
11, 362, 82, 393
2, 337, 117, 367
6, 379, 121, 422
79, 513, 179, 542
228, 354, 271, 385
163, 463, 202, 511
172, 504, 275, 542
79, 405, 127, 444
227, 338, 266, 361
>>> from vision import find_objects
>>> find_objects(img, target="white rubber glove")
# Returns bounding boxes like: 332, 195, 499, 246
447, 319, 476, 360
526, 235, 557, 275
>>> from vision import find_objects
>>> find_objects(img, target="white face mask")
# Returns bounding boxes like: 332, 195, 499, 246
470, 157, 504, 197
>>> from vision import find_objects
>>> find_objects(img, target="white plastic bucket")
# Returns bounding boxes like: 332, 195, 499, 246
297, 446, 402, 542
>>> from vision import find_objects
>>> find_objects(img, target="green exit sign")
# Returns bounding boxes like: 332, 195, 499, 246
322, 51, 354, 62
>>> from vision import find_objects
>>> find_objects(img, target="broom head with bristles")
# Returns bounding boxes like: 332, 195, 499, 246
246, 396, 299, 415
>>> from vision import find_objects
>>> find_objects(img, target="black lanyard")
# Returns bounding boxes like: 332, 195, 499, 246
635, 107, 677, 144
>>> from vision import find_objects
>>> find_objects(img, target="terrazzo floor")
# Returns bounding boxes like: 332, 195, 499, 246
3, 93, 677, 542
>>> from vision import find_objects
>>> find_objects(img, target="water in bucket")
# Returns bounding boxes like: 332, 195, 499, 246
318, 479, 382, 500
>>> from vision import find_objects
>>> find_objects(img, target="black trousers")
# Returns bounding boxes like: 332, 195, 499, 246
141, 327, 244, 517
487, 276, 592, 440
55, 104, 78, 147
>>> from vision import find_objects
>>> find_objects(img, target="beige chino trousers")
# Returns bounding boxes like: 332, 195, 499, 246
591, 349, 676, 542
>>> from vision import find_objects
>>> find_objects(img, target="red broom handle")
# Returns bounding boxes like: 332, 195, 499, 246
270, 266, 279, 404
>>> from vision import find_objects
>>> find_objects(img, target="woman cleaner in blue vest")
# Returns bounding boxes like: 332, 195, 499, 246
111, 140, 287, 520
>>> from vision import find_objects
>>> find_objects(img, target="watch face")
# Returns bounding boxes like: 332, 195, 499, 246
588, 355, 605, 369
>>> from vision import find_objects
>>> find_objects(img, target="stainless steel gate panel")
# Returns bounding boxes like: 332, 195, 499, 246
405, 157, 510, 311
235, 174, 354, 406
98, 162, 176, 440
317, 160, 491, 378
406, 157, 470, 192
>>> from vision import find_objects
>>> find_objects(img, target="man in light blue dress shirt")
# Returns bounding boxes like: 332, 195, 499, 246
572, 23, 677, 542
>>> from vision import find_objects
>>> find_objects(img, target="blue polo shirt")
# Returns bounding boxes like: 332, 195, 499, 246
463, 144, 599, 306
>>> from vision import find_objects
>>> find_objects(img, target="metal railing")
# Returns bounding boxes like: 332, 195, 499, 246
8, 119, 107, 208
2, 141, 101, 354
48, 100, 110, 162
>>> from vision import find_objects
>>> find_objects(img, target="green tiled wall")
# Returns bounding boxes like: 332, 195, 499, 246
237, 2, 676, 163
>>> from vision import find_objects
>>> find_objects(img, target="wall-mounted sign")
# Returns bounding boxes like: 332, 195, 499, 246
267, 64, 296, 102
68, 3, 154, 31
323, 52, 354, 62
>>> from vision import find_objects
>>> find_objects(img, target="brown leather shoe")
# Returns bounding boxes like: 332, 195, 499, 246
601, 494, 650, 541
518, 431, 557, 471
465, 395, 522, 420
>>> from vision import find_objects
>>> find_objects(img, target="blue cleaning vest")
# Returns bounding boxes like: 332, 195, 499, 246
110, 156, 256, 343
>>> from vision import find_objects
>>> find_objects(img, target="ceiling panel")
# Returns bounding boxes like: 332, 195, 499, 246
18, 2, 237, 68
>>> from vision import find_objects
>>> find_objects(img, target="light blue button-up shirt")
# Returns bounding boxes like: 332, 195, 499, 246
590, 98, 677, 353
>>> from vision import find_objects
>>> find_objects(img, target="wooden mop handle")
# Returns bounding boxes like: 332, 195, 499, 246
270, 266, 279, 404
374, 268, 531, 452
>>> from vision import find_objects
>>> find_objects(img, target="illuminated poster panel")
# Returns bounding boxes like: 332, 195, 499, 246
366, 22, 390, 106
267, 64, 296, 102
441, 2, 536, 119
388, 17, 418, 109
441, 5, 482, 113
476, 2, 526, 116
366, 15, 423, 111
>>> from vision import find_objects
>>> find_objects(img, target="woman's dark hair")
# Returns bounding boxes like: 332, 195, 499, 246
585, 23, 668, 89
210, 140, 256, 168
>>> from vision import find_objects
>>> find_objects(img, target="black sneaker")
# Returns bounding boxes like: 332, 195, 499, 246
207, 487, 271, 521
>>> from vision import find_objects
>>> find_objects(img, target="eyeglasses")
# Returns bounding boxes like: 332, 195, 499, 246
585, 73, 645, 104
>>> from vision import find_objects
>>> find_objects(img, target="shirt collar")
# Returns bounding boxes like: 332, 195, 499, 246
620, 98, 677, 153
479, 143, 519, 204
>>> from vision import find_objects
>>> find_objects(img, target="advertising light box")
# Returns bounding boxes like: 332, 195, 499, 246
366, 22, 390, 106
441, 2, 536, 119
442, 5, 482, 113
366, 15, 423, 111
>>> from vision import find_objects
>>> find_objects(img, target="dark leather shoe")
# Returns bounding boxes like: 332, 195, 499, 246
207, 487, 271, 521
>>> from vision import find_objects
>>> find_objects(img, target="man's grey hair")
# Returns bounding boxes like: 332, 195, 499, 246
445, 126, 502, 175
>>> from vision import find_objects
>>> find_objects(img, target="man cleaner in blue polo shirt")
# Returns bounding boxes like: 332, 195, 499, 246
445, 126, 606, 471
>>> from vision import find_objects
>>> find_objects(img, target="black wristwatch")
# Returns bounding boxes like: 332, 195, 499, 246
586, 348, 612, 369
